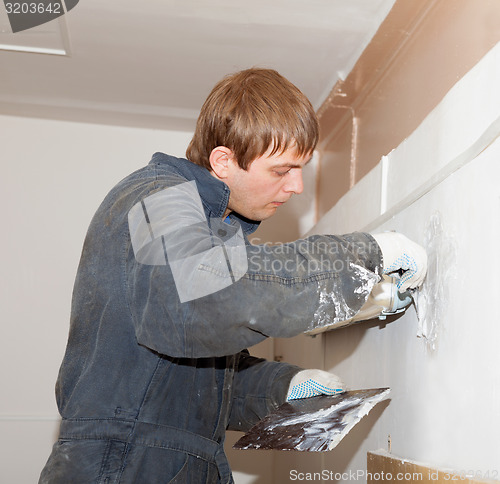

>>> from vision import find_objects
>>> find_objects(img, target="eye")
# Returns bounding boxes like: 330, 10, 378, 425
274, 169, 291, 177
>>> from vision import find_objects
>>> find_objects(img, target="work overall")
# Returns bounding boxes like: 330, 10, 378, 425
39, 153, 382, 483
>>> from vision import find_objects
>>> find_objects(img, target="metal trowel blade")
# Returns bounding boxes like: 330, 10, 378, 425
233, 388, 390, 452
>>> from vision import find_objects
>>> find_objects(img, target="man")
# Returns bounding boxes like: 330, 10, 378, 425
39, 68, 426, 483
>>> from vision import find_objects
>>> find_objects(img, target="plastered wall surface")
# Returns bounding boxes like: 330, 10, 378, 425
309, 42, 500, 478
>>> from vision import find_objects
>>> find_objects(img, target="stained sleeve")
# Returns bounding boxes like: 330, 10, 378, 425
125, 176, 383, 358
226, 350, 302, 432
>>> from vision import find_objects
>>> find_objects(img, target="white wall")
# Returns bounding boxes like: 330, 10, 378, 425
0, 115, 193, 483
305, 42, 500, 478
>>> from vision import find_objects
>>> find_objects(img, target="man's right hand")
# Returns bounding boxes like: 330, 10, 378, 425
372, 232, 427, 292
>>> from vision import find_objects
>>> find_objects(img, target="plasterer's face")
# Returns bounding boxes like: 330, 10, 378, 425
222, 147, 311, 221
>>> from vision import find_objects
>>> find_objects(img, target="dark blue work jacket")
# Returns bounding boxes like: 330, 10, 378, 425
39, 153, 382, 483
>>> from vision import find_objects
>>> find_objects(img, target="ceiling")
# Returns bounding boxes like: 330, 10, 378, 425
0, 0, 396, 132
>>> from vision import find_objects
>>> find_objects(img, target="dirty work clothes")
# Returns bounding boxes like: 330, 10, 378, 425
39, 153, 383, 483
40, 351, 296, 483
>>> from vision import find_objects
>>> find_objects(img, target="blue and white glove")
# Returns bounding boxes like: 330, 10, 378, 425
372, 232, 427, 292
286, 369, 346, 401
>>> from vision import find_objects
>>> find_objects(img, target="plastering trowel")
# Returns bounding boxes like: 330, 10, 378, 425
234, 388, 390, 452
307, 274, 413, 335
234, 278, 406, 452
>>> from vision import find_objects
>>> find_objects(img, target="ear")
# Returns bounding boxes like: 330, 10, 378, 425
209, 146, 234, 179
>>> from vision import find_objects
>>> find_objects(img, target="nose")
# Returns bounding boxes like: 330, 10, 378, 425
284, 169, 304, 195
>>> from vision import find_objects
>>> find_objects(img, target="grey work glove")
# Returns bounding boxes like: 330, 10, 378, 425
372, 232, 427, 292
286, 369, 346, 401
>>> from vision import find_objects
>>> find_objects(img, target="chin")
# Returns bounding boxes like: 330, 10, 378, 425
235, 205, 277, 222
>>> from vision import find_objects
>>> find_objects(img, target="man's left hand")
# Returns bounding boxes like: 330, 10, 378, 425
286, 369, 346, 401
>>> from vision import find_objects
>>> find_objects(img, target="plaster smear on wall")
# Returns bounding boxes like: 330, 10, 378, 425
414, 212, 457, 351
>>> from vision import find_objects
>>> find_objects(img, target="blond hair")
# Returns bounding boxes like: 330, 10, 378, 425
186, 68, 319, 170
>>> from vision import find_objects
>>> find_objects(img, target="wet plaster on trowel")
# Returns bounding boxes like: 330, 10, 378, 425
273, 390, 390, 452
414, 212, 457, 351
234, 389, 390, 452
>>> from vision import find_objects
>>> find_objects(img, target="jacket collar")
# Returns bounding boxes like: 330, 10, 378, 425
149, 152, 260, 236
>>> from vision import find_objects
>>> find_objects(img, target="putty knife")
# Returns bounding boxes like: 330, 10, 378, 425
233, 388, 390, 452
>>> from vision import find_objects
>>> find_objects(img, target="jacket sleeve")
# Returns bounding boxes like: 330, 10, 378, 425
125, 174, 383, 358
226, 350, 302, 432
